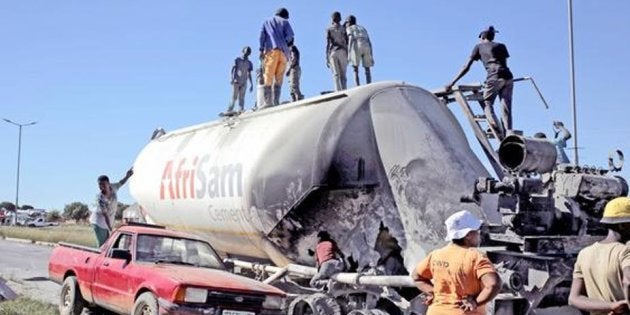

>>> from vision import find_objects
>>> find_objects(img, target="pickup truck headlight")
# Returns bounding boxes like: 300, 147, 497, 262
262, 295, 284, 309
184, 288, 208, 303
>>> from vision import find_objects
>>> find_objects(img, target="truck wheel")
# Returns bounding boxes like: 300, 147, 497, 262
132, 292, 158, 315
288, 293, 341, 315
59, 276, 86, 315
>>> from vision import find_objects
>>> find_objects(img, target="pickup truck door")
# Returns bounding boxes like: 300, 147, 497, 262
92, 233, 136, 313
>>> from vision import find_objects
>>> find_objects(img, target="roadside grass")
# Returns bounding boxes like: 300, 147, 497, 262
0, 297, 58, 315
0, 224, 95, 247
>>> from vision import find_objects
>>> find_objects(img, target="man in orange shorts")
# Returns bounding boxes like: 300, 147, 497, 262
412, 210, 501, 314
259, 8, 294, 107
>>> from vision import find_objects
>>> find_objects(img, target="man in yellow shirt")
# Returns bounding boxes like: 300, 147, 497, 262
569, 197, 630, 315
412, 210, 500, 315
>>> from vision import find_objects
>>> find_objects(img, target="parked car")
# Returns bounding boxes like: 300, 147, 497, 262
48, 223, 286, 315
26, 217, 59, 227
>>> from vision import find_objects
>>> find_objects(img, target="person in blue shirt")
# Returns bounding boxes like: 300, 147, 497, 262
259, 8, 294, 107
553, 121, 572, 164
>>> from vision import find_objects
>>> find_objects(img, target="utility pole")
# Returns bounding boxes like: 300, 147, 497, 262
567, 0, 579, 164
3, 118, 37, 225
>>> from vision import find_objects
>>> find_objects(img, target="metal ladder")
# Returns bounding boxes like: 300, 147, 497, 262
434, 77, 549, 180
434, 83, 506, 179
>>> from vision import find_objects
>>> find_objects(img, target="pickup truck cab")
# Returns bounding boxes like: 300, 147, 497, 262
27, 217, 59, 227
49, 224, 285, 315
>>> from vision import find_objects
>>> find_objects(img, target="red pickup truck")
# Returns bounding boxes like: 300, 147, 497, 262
49, 224, 286, 315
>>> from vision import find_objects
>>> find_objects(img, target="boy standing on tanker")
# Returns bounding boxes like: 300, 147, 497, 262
225, 46, 253, 115
286, 39, 304, 102
345, 15, 374, 86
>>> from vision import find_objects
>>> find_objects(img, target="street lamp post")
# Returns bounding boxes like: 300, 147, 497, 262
3, 118, 37, 225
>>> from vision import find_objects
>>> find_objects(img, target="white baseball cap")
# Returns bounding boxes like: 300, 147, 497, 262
445, 210, 482, 241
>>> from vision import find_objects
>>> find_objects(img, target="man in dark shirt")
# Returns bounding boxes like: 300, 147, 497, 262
326, 11, 348, 91
446, 26, 514, 139
225, 46, 253, 114
286, 40, 304, 101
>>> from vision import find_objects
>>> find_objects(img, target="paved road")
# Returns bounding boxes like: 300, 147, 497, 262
0, 239, 59, 305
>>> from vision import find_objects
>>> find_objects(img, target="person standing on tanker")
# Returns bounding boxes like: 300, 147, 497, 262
259, 7, 294, 107
90, 168, 133, 247
286, 39, 304, 102
326, 11, 348, 91
568, 197, 630, 315
412, 210, 501, 315
225, 46, 253, 115
446, 26, 513, 140
345, 15, 374, 86
310, 231, 345, 289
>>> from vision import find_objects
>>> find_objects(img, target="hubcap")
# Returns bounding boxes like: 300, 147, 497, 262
141, 303, 151, 315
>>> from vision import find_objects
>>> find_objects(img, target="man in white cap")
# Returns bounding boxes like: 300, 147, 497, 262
412, 210, 500, 315
569, 197, 630, 315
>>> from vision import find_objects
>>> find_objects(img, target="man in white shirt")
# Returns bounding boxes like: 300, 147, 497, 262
90, 168, 133, 247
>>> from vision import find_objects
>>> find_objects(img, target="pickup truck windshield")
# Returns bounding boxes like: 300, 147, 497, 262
136, 234, 224, 269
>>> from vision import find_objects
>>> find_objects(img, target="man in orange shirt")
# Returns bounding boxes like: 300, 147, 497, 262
412, 210, 501, 315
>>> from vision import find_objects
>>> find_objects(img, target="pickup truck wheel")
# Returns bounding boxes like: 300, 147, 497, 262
132, 292, 158, 315
59, 276, 86, 315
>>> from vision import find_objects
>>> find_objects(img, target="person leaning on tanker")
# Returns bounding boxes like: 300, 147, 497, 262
569, 197, 630, 315
309, 231, 346, 289
412, 210, 501, 315
90, 168, 133, 247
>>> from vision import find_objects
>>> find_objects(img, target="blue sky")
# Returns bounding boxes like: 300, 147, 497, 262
1, 1, 628, 211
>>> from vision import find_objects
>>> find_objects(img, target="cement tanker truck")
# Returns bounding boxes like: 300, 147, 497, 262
130, 81, 627, 314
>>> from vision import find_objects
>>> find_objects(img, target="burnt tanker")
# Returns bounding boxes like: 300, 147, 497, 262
130, 82, 493, 272
130, 81, 628, 313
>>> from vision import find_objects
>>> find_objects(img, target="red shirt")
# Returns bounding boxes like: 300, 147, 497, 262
315, 241, 336, 264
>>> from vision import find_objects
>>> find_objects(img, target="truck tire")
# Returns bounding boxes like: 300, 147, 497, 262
288, 293, 341, 315
59, 276, 86, 315
132, 292, 158, 315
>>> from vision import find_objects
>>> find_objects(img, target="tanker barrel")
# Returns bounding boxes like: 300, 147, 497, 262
499, 135, 557, 174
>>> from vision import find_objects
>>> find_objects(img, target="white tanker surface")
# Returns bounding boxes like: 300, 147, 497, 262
130, 81, 493, 273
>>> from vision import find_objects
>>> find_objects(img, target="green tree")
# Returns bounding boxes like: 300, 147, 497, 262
0, 201, 16, 211
63, 202, 90, 222
20, 204, 34, 210
47, 210, 62, 222
115, 202, 130, 220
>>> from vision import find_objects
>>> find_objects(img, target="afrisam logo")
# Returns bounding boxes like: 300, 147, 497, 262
160, 156, 243, 200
